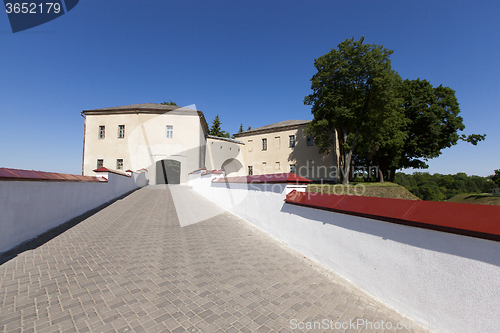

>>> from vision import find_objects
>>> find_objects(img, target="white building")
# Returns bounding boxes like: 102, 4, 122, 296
82, 103, 209, 184
233, 120, 339, 181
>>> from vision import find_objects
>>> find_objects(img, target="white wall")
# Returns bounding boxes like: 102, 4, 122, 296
189, 177, 500, 333
0, 171, 148, 253
206, 137, 246, 176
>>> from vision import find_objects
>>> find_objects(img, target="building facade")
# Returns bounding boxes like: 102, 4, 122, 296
233, 120, 339, 182
82, 103, 208, 184
82, 104, 338, 184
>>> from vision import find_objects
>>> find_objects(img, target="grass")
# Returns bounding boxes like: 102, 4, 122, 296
446, 194, 500, 206
307, 182, 420, 200
349, 181, 401, 187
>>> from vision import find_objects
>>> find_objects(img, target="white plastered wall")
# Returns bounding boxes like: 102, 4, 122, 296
205, 137, 246, 176
0, 171, 147, 253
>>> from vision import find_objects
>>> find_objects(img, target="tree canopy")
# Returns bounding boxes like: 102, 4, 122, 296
491, 169, 500, 187
395, 172, 496, 201
369, 79, 484, 182
161, 100, 177, 106
208, 115, 230, 138
305, 36, 401, 184
305, 37, 485, 184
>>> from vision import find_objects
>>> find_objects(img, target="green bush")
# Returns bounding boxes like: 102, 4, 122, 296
394, 172, 496, 201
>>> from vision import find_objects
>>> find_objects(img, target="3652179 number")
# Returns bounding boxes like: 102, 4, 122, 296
5, 3, 61, 14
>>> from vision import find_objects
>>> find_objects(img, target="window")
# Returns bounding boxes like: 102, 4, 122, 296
290, 164, 296, 174
262, 162, 267, 172
275, 162, 280, 170
116, 159, 123, 170
97, 159, 103, 169
118, 125, 125, 138
307, 136, 314, 146
275, 136, 280, 149
248, 140, 253, 152
166, 125, 173, 138
262, 138, 267, 151
289, 135, 295, 148
248, 166, 253, 175
99, 126, 105, 139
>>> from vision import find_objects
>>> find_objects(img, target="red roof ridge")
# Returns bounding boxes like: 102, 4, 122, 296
93, 167, 131, 177
0, 167, 106, 183
285, 191, 500, 242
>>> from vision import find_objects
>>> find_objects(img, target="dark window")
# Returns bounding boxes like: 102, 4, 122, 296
118, 125, 125, 138
248, 166, 253, 175
307, 136, 314, 146
97, 159, 103, 169
99, 126, 105, 139
116, 159, 123, 170
289, 135, 295, 148
262, 138, 267, 151
290, 164, 296, 174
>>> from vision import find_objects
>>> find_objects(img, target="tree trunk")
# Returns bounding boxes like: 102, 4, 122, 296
389, 167, 396, 183
342, 147, 351, 185
341, 128, 359, 185
334, 127, 341, 183
378, 167, 385, 183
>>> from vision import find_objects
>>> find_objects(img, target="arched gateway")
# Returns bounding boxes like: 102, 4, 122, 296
155, 159, 181, 184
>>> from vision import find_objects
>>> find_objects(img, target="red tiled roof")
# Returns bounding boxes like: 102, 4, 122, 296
0, 168, 106, 182
202, 170, 224, 175
93, 167, 131, 177
125, 168, 148, 173
212, 173, 312, 184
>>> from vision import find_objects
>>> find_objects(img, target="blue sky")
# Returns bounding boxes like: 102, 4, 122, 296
1, 0, 499, 177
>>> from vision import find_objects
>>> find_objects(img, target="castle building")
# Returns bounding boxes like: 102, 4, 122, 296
233, 120, 338, 182
82, 104, 337, 184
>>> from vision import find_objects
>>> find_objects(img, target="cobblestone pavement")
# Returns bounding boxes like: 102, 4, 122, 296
0, 186, 432, 333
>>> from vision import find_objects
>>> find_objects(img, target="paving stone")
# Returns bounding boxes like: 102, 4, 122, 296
0, 185, 432, 333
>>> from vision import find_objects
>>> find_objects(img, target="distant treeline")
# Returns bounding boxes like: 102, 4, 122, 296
394, 172, 496, 201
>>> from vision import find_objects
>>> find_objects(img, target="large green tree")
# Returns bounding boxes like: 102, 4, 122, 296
353, 79, 485, 182
353, 104, 407, 182
491, 169, 500, 187
398, 79, 484, 170
304, 37, 402, 184
305, 38, 485, 184
373, 79, 484, 182
209, 115, 230, 138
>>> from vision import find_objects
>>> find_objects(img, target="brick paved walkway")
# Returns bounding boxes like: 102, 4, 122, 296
0, 186, 431, 333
